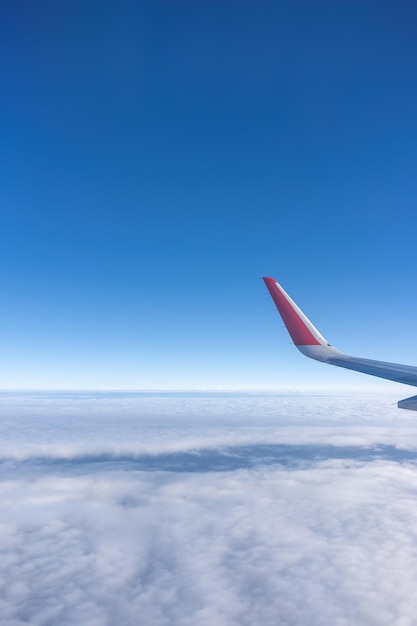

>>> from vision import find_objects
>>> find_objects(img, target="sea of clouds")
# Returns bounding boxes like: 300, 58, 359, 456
1, 391, 417, 626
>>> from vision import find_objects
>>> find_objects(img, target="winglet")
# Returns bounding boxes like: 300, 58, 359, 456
263, 277, 328, 347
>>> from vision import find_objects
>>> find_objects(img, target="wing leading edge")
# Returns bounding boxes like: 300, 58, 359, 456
263, 276, 417, 411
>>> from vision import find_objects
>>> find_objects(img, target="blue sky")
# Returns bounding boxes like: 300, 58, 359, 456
1, 1, 417, 389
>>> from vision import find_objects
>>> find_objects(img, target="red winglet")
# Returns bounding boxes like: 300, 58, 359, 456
263, 277, 321, 346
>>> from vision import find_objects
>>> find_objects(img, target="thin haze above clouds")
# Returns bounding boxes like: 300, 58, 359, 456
1, 392, 417, 626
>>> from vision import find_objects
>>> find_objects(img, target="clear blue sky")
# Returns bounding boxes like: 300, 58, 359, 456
1, 1, 417, 389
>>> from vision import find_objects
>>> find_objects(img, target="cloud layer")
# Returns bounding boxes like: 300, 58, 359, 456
1, 392, 417, 625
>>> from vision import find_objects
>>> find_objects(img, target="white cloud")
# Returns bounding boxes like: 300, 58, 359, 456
2, 461, 417, 626
1, 392, 417, 625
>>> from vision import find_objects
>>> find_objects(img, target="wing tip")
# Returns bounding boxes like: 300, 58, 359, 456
262, 275, 326, 347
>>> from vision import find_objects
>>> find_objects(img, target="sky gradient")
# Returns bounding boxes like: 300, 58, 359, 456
1, 1, 417, 389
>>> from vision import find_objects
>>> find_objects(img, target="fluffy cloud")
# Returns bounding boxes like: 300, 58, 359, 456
1, 392, 417, 625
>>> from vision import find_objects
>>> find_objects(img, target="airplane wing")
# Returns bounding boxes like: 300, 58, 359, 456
263, 276, 417, 410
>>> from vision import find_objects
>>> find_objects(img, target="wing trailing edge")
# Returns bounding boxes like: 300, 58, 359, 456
263, 276, 417, 410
